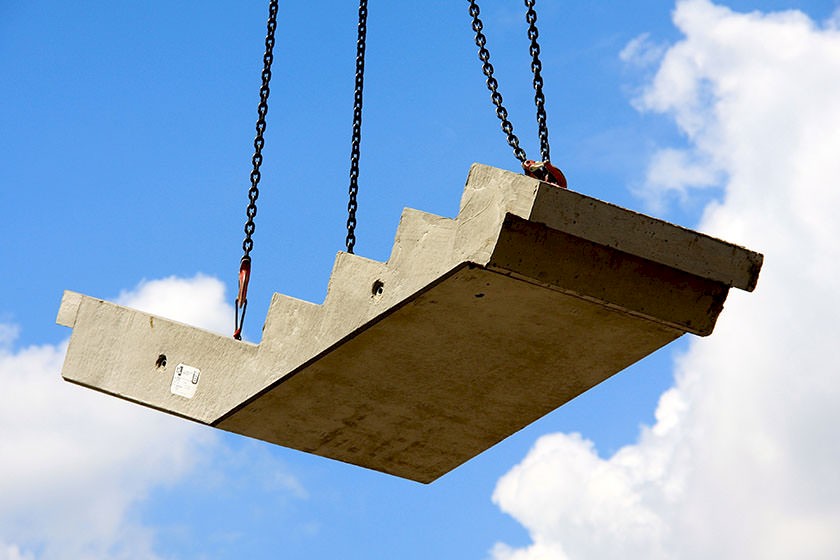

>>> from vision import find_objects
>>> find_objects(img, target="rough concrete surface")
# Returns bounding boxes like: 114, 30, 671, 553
57, 164, 763, 483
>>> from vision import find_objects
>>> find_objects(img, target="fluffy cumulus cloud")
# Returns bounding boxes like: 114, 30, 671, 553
116, 274, 233, 336
0, 276, 233, 559
491, 1, 840, 559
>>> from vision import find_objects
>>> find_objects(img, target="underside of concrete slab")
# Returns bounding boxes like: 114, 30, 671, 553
57, 164, 763, 483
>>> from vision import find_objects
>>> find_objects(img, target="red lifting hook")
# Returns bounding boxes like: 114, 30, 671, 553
233, 256, 252, 340
522, 160, 567, 189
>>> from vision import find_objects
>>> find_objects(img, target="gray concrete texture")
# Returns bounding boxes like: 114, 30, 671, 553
57, 164, 763, 483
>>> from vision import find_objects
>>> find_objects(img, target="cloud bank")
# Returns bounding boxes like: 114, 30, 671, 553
491, 1, 840, 559
0, 275, 232, 559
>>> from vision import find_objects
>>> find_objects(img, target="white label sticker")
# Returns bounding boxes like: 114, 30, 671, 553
171, 363, 200, 399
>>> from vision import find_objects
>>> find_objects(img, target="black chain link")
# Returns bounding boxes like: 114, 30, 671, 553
525, 0, 550, 163
468, 0, 528, 163
233, 0, 278, 339
240, 0, 279, 258
346, 0, 369, 254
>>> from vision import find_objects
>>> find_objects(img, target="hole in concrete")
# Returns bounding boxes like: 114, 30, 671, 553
371, 280, 385, 297
474, 293, 485, 298
155, 354, 167, 369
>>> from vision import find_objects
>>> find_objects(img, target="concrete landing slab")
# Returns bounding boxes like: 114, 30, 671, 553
57, 164, 763, 483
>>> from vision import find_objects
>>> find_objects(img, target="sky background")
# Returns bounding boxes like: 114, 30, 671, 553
2, 0, 840, 558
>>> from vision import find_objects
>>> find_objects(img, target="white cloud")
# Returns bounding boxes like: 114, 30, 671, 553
0, 543, 35, 560
638, 147, 722, 210
830, 7, 840, 30
0, 324, 19, 350
620, 32, 667, 69
0, 275, 253, 559
491, 1, 840, 559
116, 274, 232, 335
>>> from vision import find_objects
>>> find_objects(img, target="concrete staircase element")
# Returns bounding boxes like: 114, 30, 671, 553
57, 164, 763, 483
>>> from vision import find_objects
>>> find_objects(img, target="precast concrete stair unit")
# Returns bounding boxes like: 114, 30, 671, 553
57, 164, 763, 483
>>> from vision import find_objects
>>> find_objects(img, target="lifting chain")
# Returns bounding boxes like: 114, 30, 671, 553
525, 0, 550, 163
234, 0, 279, 340
468, 0, 566, 188
468, 0, 527, 163
346, 0, 369, 255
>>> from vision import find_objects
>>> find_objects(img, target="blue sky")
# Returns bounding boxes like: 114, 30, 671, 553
2, 1, 840, 559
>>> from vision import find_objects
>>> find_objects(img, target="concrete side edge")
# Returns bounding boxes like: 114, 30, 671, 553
742, 252, 764, 292
529, 182, 764, 291
56, 290, 84, 327
59, 292, 262, 423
